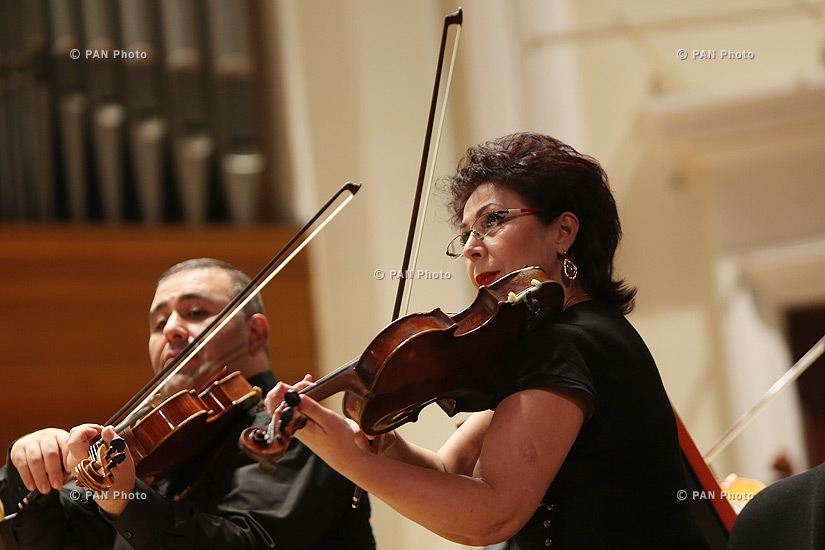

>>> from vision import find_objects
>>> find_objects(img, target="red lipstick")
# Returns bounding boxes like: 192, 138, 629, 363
475, 271, 500, 287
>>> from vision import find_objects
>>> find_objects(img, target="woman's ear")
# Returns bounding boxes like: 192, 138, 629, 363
555, 211, 580, 252
246, 313, 270, 355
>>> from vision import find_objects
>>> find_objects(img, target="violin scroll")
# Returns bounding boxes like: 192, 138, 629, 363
74, 436, 128, 494
238, 390, 307, 464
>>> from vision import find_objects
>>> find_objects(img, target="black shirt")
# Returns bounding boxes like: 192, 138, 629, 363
495, 301, 709, 549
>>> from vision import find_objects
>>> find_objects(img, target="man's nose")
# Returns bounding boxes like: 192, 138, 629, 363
163, 313, 188, 341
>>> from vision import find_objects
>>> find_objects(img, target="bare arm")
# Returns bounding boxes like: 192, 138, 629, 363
282, 386, 589, 546
377, 411, 493, 475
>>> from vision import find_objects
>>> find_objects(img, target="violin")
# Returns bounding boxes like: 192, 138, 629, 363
238, 266, 565, 463
9, 368, 264, 512
62, 369, 260, 497
113, 369, 261, 485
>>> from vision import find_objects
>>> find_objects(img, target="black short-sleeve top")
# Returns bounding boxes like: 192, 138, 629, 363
494, 300, 709, 550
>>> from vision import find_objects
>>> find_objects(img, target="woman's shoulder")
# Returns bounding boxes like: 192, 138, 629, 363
529, 299, 627, 341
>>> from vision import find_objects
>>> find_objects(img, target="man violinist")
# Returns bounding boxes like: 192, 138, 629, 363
0, 258, 376, 549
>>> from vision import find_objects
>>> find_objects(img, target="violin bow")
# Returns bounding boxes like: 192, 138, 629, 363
392, 7, 462, 320
704, 333, 825, 463
346, 7, 463, 509
110, 182, 362, 430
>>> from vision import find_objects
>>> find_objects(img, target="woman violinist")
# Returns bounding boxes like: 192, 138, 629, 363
267, 132, 710, 549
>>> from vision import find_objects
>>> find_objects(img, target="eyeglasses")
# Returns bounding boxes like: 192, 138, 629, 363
446, 208, 541, 259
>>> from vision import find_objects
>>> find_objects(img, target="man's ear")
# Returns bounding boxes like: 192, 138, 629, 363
555, 211, 580, 252
246, 313, 270, 355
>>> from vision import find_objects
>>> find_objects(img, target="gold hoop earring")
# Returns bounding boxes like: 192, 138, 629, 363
563, 255, 578, 281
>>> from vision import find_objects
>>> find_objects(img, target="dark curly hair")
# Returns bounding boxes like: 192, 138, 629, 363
447, 132, 636, 314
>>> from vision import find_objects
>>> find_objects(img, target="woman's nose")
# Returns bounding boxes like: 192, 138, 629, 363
462, 231, 486, 259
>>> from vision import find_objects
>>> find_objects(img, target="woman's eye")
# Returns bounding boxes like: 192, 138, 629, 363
484, 211, 506, 229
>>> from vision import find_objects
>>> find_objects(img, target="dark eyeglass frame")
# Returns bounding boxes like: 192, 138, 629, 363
445, 207, 541, 259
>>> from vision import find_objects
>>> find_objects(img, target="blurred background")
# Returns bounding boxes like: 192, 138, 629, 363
2, 1, 825, 548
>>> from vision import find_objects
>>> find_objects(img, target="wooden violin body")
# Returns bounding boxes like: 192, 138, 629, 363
345, 266, 564, 434
75, 370, 261, 490
239, 266, 564, 463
